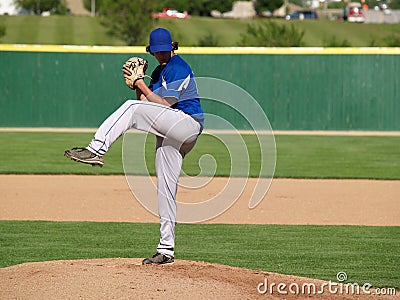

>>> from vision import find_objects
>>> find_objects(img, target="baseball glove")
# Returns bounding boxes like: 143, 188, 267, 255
122, 57, 149, 90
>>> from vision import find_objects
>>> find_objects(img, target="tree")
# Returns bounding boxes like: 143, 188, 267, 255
255, 0, 284, 13
14, 0, 67, 14
84, 0, 105, 14
99, 0, 156, 46
239, 21, 305, 47
189, 0, 235, 16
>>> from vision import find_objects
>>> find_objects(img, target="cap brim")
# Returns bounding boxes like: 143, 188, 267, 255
150, 44, 173, 53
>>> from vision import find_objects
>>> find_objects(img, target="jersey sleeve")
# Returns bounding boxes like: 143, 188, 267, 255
149, 66, 162, 92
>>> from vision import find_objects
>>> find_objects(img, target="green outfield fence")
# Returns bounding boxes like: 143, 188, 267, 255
0, 45, 399, 130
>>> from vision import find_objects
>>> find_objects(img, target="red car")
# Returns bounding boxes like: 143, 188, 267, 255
151, 8, 190, 19
343, 3, 365, 23
152, 8, 190, 19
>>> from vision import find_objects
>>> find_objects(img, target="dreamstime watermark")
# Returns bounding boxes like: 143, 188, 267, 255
257, 272, 397, 296
122, 77, 276, 223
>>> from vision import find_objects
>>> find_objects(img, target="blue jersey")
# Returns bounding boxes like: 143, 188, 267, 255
149, 55, 204, 126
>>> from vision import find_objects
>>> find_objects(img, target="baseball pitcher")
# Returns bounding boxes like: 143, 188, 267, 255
65, 28, 204, 265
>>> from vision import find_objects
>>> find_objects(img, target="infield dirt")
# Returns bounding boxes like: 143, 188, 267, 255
1, 175, 399, 225
0, 175, 399, 299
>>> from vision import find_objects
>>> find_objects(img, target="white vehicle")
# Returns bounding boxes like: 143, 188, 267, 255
380, 4, 392, 14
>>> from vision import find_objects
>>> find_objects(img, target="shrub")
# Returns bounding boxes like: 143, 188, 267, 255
383, 33, 400, 47
238, 21, 305, 47
323, 35, 351, 47
0, 24, 6, 40
197, 31, 219, 46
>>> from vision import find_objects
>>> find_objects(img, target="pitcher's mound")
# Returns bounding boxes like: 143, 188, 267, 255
0, 258, 392, 299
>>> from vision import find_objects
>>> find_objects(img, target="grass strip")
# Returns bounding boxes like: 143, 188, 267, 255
0, 220, 398, 289
0, 132, 399, 179
1, 15, 400, 47
0, 15, 125, 46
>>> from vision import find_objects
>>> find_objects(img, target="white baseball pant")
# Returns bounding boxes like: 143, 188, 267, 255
88, 100, 202, 257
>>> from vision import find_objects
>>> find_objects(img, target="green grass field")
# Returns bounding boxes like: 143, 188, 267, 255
0, 221, 399, 289
1, 15, 400, 46
0, 131, 399, 288
1, 132, 399, 179
0, 15, 126, 46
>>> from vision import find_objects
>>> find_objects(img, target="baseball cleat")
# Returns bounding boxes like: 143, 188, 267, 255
142, 252, 174, 265
64, 147, 104, 167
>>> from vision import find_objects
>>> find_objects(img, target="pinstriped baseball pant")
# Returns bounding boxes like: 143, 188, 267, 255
88, 100, 202, 257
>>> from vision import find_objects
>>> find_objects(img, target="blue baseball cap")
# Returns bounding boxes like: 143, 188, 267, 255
149, 28, 173, 53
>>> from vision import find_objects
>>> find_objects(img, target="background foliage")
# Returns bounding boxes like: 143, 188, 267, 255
14, 0, 68, 14
8, 0, 400, 47
98, 0, 156, 45
255, 0, 284, 13
291, 0, 400, 9
0, 23, 5, 40
1, 14, 399, 46
84, 0, 284, 16
239, 21, 305, 46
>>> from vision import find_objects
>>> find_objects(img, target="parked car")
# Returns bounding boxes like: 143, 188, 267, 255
374, 3, 391, 14
152, 8, 190, 19
285, 10, 318, 20
258, 10, 272, 18
343, 3, 365, 22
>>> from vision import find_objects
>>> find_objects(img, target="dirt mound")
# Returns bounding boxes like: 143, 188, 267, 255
0, 258, 395, 299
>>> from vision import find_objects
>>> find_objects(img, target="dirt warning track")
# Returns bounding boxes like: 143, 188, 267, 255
0, 175, 399, 225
